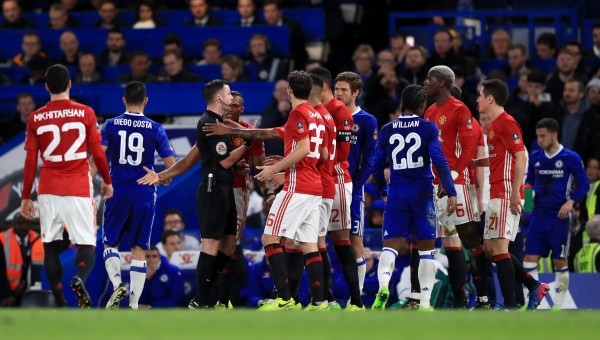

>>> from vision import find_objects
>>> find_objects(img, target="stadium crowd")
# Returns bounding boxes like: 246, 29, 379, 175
1, 0, 600, 310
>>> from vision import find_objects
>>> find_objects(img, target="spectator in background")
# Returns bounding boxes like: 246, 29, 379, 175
160, 230, 183, 261
260, 79, 289, 156
197, 39, 221, 65
453, 69, 478, 117
262, 0, 308, 70
366, 199, 384, 229
574, 216, 600, 273
486, 28, 511, 60
138, 246, 184, 308
427, 28, 465, 71
133, 0, 161, 29
98, 29, 129, 66
503, 43, 533, 78
61, 0, 82, 11
557, 80, 600, 162
0, 92, 35, 143
564, 41, 588, 76
586, 78, 600, 112
115, 52, 157, 83
237, 0, 264, 27
448, 27, 465, 55
95, 0, 125, 29
160, 33, 187, 65
58, 31, 80, 66
304, 59, 322, 72
375, 49, 398, 77
221, 54, 248, 82
246, 34, 288, 82
156, 210, 201, 256
390, 32, 409, 66
351, 44, 375, 107
11, 32, 48, 68
536, 32, 557, 59
581, 158, 600, 223
590, 24, 600, 60
73, 53, 104, 84
0, 0, 35, 29
159, 51, 202, 82
401, 45, 428, 85
49, 3, 78, 29
0, 213, 44, 306
364, 66, 409, 127
186, 0, 222, 27
546, 49, 588, 104
20, 57, 50, 85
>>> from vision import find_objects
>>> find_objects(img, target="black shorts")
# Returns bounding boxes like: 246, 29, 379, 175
197, 181, 237, 240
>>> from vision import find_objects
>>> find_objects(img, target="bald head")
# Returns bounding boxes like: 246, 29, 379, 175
60, 31, 79, 56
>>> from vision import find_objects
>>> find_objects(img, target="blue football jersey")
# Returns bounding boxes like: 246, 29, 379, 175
348, 108, 378, 193
101, 112, 174, 193
370, 115, 456, 199
526, 146, 589, 215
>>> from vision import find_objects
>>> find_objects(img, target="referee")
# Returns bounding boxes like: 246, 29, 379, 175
190, 79, 252, 309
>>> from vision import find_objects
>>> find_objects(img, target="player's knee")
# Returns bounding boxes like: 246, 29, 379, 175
261, 234, 279, 246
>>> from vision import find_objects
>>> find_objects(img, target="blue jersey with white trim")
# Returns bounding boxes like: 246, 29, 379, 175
526, 146, 589, 215
348, 107, 378, 199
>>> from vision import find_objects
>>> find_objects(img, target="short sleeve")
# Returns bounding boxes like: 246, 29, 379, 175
500, 118, 525, 154
286, 109, 309, 141
156, 125, 175, 158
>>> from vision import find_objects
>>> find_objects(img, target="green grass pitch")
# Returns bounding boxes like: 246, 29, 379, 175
1, 309, 599, 339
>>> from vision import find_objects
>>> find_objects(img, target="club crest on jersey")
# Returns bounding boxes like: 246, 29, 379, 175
555, 160, 563, 168
216, 141, 227, 155
489, 130, 495, 140
466, 117, 473, 129
489, 144, 494, 150
296, 121, 304, 133
512, 133, 521, 144
439, 116, 447, 125
352, 123, 360, 132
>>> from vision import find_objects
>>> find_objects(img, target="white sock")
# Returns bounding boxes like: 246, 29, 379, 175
129, 259, 147, 309
554, 267, 569, 309
418, 250, 436, 309
523, 261, 539, 280
378, 247, 398, 290
103, 248, 122, 290
356, 257, 366, 292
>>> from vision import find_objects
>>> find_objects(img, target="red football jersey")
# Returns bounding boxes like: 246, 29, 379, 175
487, 112, 525, 199
281, 102, 322, 196
24, 99, 102, 198
325, 97, 352, 184
468, 120, 485, 185
232, 120, 265, 189
315, 104, 335, 199
424, 96, 477, 185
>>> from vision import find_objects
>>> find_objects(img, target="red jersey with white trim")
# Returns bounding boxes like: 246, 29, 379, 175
325, 97, 352, 184
232, 119, 265, 189
487, 112, 525, 199
280, 102, 322, 196
24, 99, 101, 197
424, 96, 477, 185
468, 120, 485, 185
315, 104, 335, 199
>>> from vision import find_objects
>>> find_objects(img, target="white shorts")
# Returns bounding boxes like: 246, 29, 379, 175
318, 198, 333, 237
38, 194, 97, 245
329, 182, 352, 231
468, 184, 481, 222
484, 198, 520, 241
233, 187, 249, 245
434, 184, 476, 238
264, 191, 322, 243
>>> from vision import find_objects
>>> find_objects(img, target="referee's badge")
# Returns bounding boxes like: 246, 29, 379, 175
216, 141, 227, 155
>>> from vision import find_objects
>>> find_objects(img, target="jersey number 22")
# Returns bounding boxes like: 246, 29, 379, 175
390, 132, 424, 170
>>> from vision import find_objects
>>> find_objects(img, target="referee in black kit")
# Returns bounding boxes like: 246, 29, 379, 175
190, 79, 252, 309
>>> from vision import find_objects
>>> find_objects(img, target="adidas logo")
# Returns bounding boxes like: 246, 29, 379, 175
422, 287, 430, 292
115, 274, 121, 278
384, 231, 388, 236
383, 272, 391, 276
535, 162, 540, 167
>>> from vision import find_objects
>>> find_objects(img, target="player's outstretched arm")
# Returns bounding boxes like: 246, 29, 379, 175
470, 157, 490, 168
255, 137, 310, 181
203, 121, 282, 141
159, 156, 176, 186
138, 147, 200, 185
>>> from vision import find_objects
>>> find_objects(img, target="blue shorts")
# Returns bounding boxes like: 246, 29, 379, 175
383, 197, 436, 241
102, 196, 156, 250
350, 198, 364, 237
524, 213, 571, 259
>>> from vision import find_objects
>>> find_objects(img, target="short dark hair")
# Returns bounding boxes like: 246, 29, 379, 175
450, 84, 462, 99
163, 33, 181, 47
45, 64, 70, 94
308, 67, 332, 88
527, 70, 547, 85
536, 32, 557, 49
124, 81, 146, 106
309, 73, 323, 89
204, 38, 221, 51
564, 40, 582, 53
18, 92, 34, 102
565, 79, 584, 93
536, 117, 560, 133
434, 28, 453, 41
288, 70, 312, 100
164, 209, 184, 221
401, 84, 427, 113
203, 79, 228, 104
161, 229, 181, 245
335, 71, 362, 95
262, 0, 281, 10
107, 28, 124, 39
481, 79, 509, 107
594, 23, 600, 32
231, 90, 244, 99
148, 245, 159, 253
391, 32, 407, 41
163, 50, 182, 60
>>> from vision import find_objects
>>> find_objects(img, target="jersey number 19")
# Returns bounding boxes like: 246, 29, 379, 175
118, 130, 145, 166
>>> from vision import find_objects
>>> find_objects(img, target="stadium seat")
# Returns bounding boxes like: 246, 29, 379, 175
531, 58, 557, 74
479, 59, 508, 75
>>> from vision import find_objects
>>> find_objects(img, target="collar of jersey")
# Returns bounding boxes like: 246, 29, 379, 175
544, 144, 563, 159
352, 106, 361, 115
124, 111, 144, 116
398, 114, 418, 119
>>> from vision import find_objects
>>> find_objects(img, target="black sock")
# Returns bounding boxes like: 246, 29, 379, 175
445, 247, 467, 308
269, 288, 278, 300
304, 252, 324, 304
511, 254, 538, 291
196, 252, 217, 306
44, 241, 66, 306
334, 240, 362, 307
265, 243, 290, 301
410, 245, 421, 298
75, 245, 95, 281
218, 256, 236, 305
319, 248, 334, 302
468, 247, 488, 299
285, 248, 304, 302
494, 253, 516, 308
